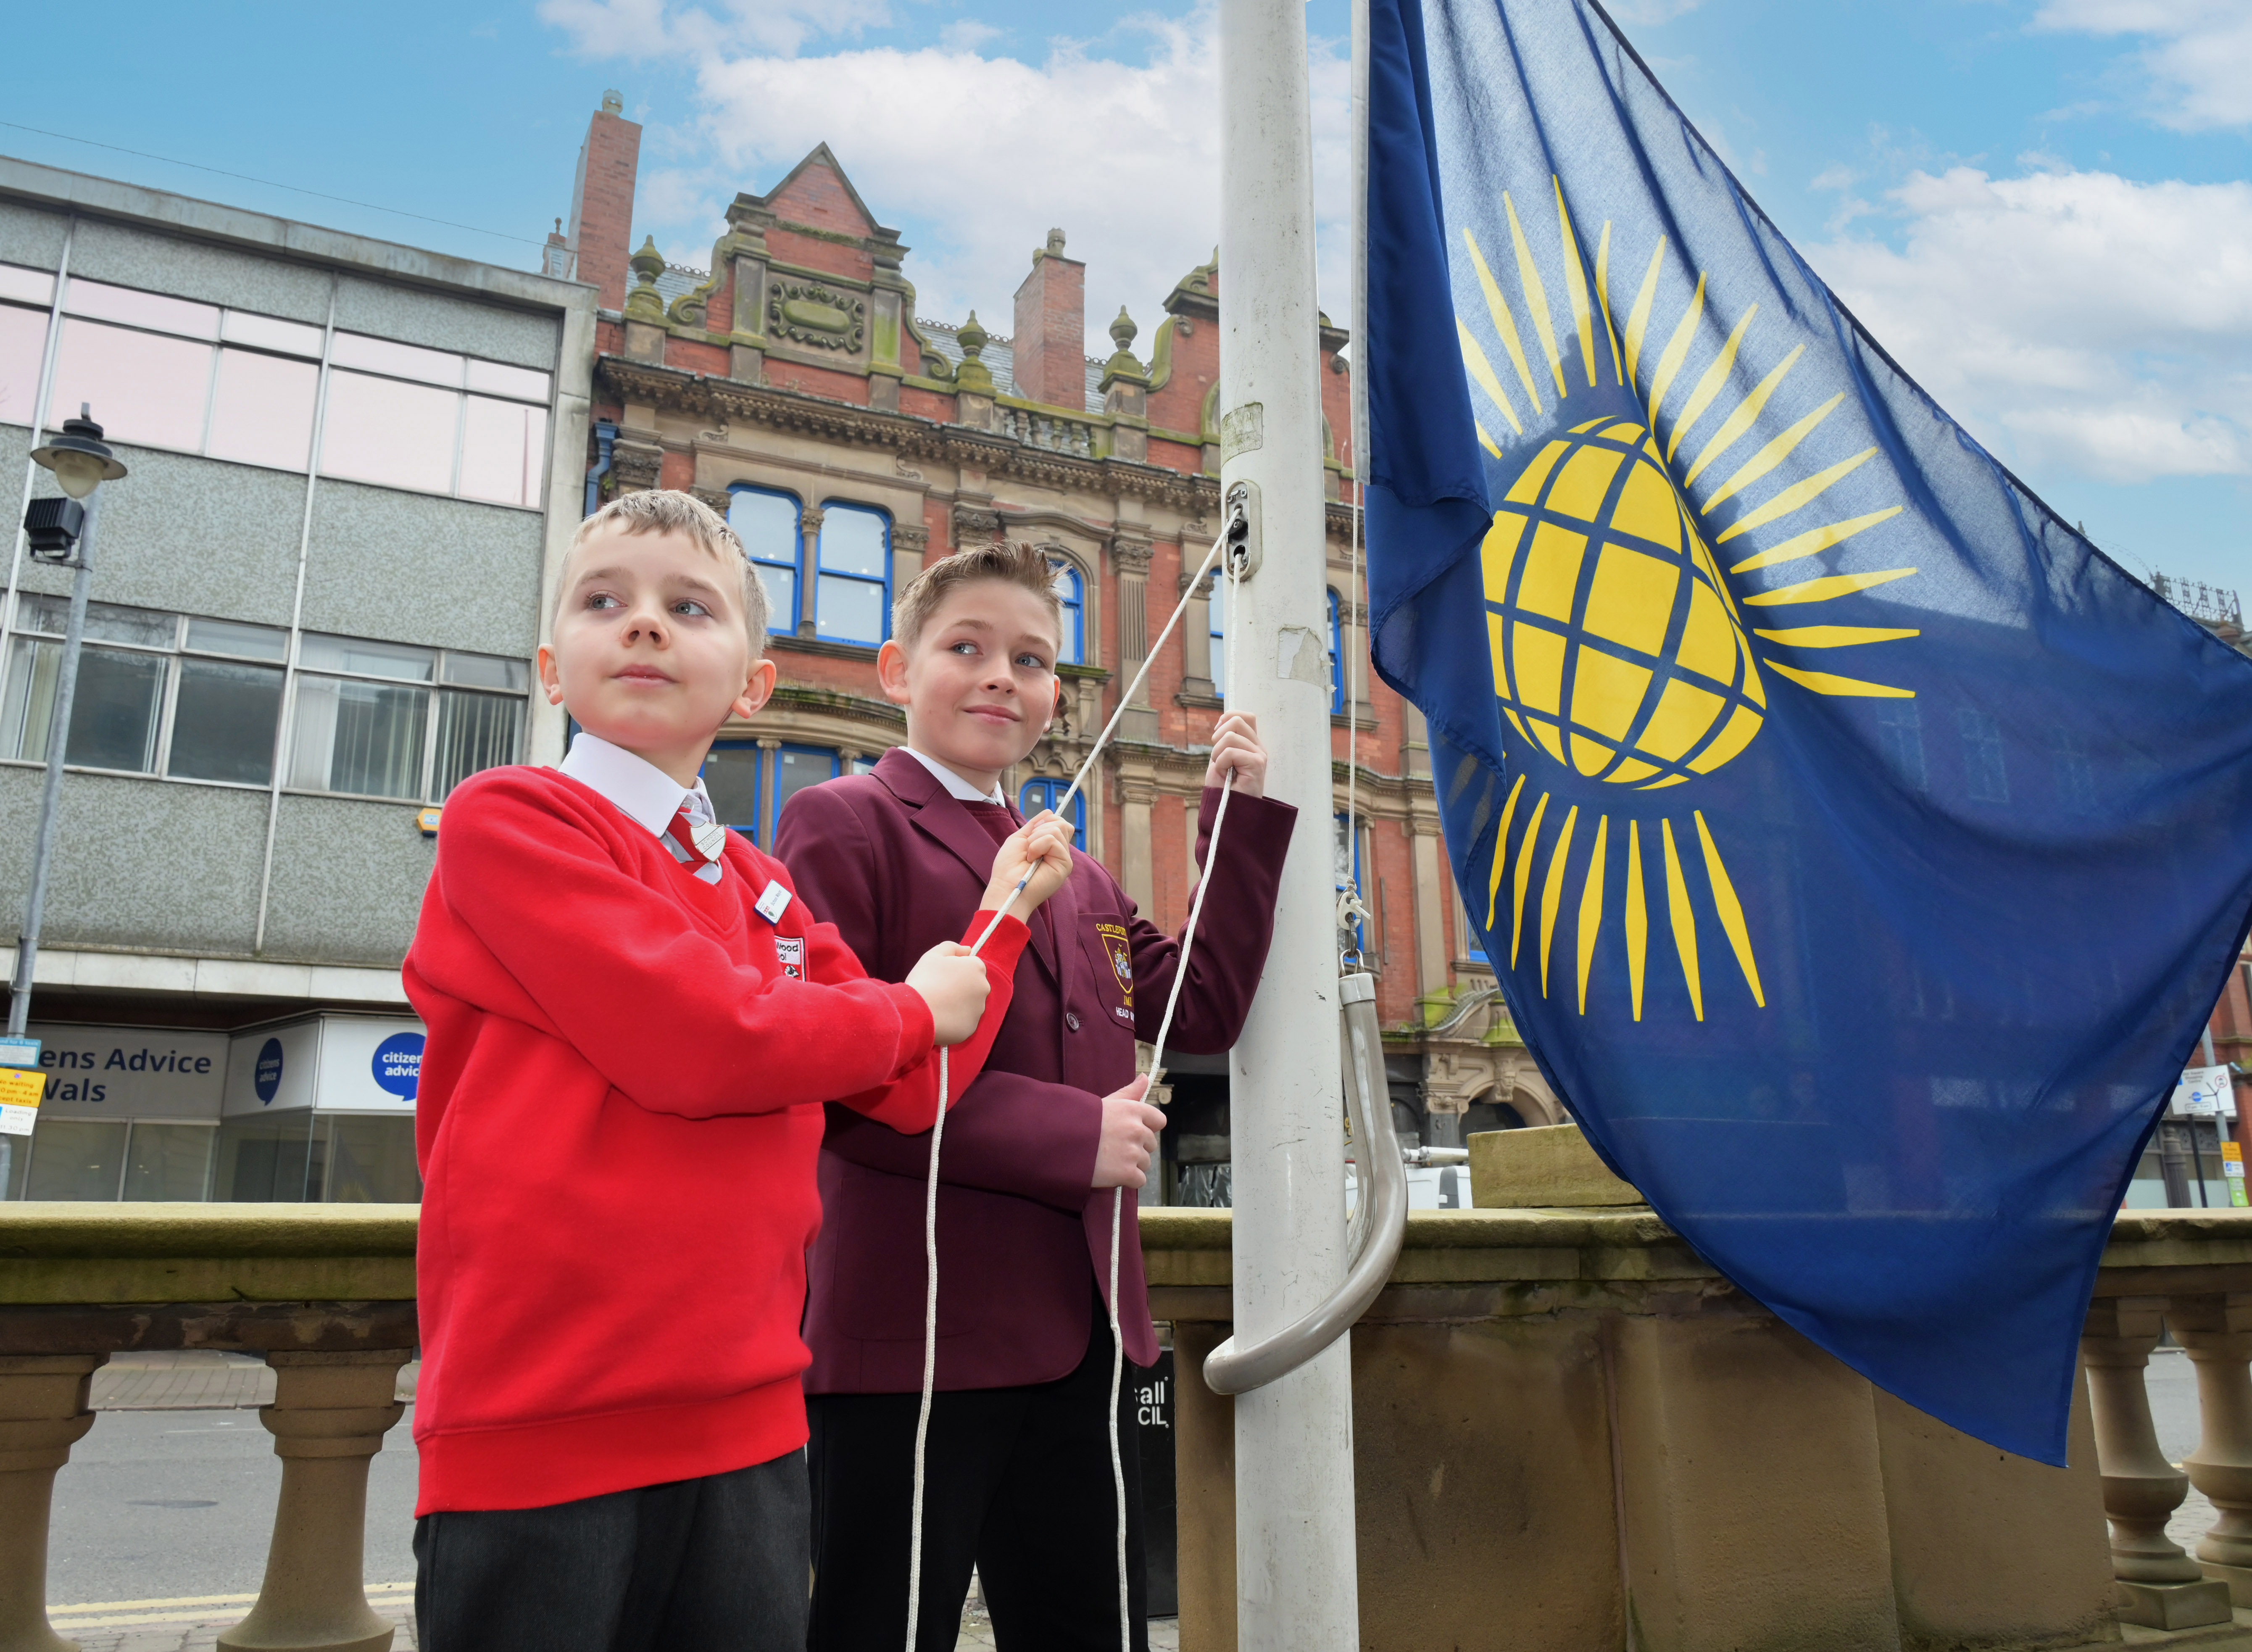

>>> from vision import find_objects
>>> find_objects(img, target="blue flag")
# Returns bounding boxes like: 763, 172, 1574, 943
1362, 0, 2252, 1463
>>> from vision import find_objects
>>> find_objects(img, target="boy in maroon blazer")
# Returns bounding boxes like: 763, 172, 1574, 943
776, 541, 1296, 1651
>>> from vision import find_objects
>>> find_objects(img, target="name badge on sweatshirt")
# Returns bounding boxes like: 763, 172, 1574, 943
753, 879, 792, 924
775, 935, 805, 980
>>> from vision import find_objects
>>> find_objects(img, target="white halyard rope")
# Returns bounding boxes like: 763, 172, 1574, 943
905, 528, 1234, 1652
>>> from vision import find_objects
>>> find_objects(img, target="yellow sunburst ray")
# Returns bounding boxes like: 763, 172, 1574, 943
1475, 422, 1503, 459
1538, 804, 1580, 997
1462, 228, 1545, 417
1644, 273, 1707, 429
1553, 182, 1599, 391
1503, 193, 1569, 402
1486, 773, 1527, 931
1511, 790, 1551, 967
1576, 813, 1608, 1013
1624, 820, 1648, 1021
1681, 345, 1803, 491
1594, 221, 1624, 382
1659, 818, 1702, 1021
1715, 448, 1878, 545
1693, 812, 1765, 1007
1766, 661, 1916, 698
1622, 237, 1667, 387
1742, 566, 1917, 607
1728, 506, 1902, 575
1699, 393, 1844, 513
1753, 624, 1920, 648
1666, 304, 1757, 465
1457, 319, 1524, 437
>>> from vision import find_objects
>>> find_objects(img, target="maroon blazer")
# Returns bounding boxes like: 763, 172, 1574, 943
775, 748, 1295, 1392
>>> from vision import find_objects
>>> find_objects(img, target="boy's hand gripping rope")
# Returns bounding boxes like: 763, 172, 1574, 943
902, 529, 1235, 1652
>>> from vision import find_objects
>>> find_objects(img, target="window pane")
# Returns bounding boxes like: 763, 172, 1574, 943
290, 677, 428, 798
0, 637, 58, 761
14, 594, 174, 647
1052, 566, 1083, 666
300, 632, 434, 682
0, 264, 55, 307
319, 371, 458, 493
330, 331, 462, 386
433, 688, 524, 798
817, 576, 885, 645
63, 278, 219, 340
221, 311, 323, 357
730, 490, 800, 561
465, 359, 551, 402
48, 318, 212, 452
123, 1123, 216, 1200
754, 565, 796, 635
50, 645, 166, 771
458, 395, 548, 506
818, 506, 888, 577
770, 747, 836, 836
184, 616, 288, 661
441, 652, 530, 690
205, 348, 318, 470
0, 303, 47, 427
25, 1119, 128, 1200
168, 658, 284, 784
321, 1116, 422, 1202
702, 745, 761, 834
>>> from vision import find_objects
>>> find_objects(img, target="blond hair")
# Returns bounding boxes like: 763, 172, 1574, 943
561, 490, 769, 655
893, 541, 1066, 652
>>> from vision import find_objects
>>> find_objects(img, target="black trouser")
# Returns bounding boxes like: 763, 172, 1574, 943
414, 1450, 809, 1652
807, 1312, 1148, 1652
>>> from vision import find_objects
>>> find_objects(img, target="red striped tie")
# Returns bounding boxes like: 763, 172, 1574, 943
665, 804, 725, 869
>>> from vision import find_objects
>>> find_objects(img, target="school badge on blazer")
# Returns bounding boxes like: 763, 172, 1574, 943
774, 936, 805, 980
1096, 922, 1133, 1020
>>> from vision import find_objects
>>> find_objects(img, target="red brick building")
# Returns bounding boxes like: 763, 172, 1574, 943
554, 97, 1557, 1182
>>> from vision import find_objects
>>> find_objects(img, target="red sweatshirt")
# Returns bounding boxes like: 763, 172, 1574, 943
403, 765, 1026, 1514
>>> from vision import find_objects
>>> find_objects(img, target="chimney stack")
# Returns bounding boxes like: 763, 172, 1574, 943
566, 90, 643, 312
1010, 227, 1086, 411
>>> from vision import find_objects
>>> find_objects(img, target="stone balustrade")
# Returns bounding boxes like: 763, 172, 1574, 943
5, 1201, 2252, 1651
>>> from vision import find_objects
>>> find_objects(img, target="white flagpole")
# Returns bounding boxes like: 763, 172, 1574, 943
1217, 0, 1360, 1647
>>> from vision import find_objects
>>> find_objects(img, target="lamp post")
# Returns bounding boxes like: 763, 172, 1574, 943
7, 406, 126, 1060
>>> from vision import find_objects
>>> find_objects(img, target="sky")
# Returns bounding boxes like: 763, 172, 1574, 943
0, 0, 2247, 594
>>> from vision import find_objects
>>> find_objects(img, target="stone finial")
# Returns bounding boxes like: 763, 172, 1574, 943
953, 311, 996, 394
602, 90, 624, 116
625, 235, 667, 320
1109, 306, 1137, 352
1047, 227, 1067, 255
1101, 306, 1147, 386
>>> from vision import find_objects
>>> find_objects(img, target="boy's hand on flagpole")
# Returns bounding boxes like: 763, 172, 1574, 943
906, 941, 991, 1048
1093, 1074, 1166, 1189
1204, 713, 1268, 797
981, 812, 1076, 912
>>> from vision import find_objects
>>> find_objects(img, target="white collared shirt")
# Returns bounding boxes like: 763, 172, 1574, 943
559, 732, 725, 883
901, 746, 1006, 806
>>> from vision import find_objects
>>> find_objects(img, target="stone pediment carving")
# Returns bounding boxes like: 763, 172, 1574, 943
769, 281, 866, 352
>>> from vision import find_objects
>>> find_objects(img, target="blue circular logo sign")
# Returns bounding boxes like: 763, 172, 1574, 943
253, 1038, 284, 1105
372, 1033, 425, 1101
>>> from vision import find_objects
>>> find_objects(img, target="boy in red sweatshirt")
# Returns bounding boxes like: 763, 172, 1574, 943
404, 491, 1073, 1652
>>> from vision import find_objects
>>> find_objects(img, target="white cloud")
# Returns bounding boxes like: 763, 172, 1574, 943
2033, 0, 2252, 131
938, 18, 1002, 52
538, 0, 893, 61
1806, 166, 2252, 483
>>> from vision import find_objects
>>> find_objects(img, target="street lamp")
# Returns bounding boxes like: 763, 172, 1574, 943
3, 406, 127, 1191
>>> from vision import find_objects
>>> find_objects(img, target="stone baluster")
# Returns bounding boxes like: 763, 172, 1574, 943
2082, 1296, 2233, 1629
0, 1355, 104, 1652
218, 1349, 412, 1652
2172, 1292, 2252, 1605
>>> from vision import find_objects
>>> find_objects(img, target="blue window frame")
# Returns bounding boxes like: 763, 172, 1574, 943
701, 740, 763, 838
1328, 588, 1344, 713
728, 486, 803, 637
1051, 561, 1084, 667
1210, 574, 1227, 698
1018, 777, 1087, 851
814, 501, 890, 646
769, 744, 840, 841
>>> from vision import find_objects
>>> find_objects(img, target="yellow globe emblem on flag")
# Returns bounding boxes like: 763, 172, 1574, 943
1483, 415, 1766, 789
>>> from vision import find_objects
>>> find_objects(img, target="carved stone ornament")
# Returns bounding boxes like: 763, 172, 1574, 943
691, 487, 734, 516
610, 444, 662, 490
953, 505, 1004, 542
768, 281, 867, 353
1110, 537, 1155, 575
894, 453, 926, 483
893, 524, 931, 551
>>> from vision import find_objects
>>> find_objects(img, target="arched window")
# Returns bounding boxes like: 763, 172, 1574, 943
814, 501, 891, 646
1018, 777, 1087, 850
1050, 561, 1085, 667
1328, 588, 1344, 714
728, 487, 802, 636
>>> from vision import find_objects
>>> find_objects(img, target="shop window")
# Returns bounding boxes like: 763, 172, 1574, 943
815, 502, 891, 646
1018, 777, 1087, 850
24, 1119, 129, 1200
1051, 561, 1085, 667
122, 1123, 218, 1200
319, 1116, 421, 1203
730, 487, 803, 635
